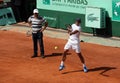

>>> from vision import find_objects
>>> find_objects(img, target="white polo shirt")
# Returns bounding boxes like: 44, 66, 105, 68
69, 24, 81, 43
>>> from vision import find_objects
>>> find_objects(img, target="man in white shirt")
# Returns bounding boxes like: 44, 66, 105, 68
59, 18, 88, 72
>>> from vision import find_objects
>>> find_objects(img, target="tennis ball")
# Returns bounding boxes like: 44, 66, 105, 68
54, 46, 58, 50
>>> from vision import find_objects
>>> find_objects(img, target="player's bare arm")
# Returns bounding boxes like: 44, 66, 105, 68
68, 29, 71, 34
69, 30, 79, 35
66, 24, 72, 33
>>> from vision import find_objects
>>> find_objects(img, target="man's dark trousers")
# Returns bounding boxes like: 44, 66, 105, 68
32, 31, 44, 56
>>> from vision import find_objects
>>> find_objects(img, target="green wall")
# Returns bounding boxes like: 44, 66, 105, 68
39, 9, 92, 31
112, 21, 120, 37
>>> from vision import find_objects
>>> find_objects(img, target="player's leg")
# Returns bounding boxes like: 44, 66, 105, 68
31, 33, 38, 58
59, 49, 69, 71
74, 44, 88, 72
77, 53, 88, 72
38, 32, 45, 58
62, 49, 69, 62
77, 53, 85, 64
59, 41, 71, 71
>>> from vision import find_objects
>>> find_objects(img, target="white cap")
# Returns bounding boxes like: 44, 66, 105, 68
33, 9, 39, 13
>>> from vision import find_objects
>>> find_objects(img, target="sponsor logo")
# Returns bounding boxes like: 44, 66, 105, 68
52, 0, 88, 5
87, 13, 98, 22
113, 1, 120, 16
43, 0, 50, 5
44, 16, 56, 21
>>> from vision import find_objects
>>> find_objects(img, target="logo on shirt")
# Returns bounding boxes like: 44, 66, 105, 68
87, 13, 98, 22
43, 0, 50, 5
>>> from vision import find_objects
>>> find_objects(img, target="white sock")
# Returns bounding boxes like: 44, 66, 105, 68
60, 61, 64, 66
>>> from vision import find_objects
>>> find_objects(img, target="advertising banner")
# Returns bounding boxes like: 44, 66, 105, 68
85, 7, 101, 28
0, 7, 16, 25
85, 7, 106, 28
112, 0, 120, 21
4, 0, 11, 2
37, 0, 112, 17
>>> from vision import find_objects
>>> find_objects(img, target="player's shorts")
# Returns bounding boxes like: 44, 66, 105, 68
64, 39, 80, 53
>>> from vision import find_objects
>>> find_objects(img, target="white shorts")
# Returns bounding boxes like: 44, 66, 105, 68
64, 39, 80, 53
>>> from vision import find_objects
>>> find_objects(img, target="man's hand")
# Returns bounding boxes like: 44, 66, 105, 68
44, 22, 48, 27
40, 22, 48, 32
40, 28, 45, 32
67, 24, 72, 34
67, 27, 72, 34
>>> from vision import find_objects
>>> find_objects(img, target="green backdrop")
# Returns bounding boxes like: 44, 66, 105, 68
37, 0, 120, 37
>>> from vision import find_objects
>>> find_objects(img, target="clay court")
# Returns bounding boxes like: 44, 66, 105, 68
0, 30, 120, 83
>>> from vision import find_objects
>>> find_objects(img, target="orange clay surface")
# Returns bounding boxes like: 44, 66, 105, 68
0, 31, 120, 83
